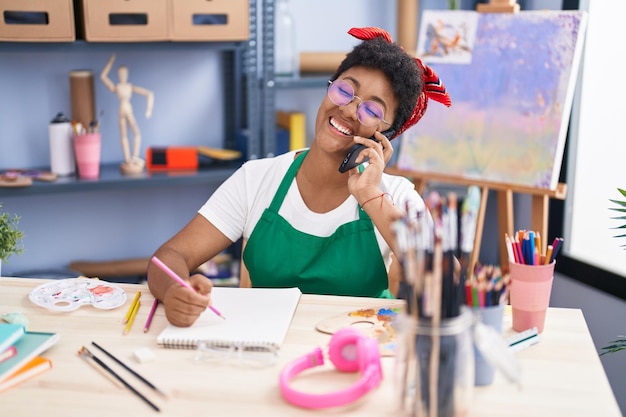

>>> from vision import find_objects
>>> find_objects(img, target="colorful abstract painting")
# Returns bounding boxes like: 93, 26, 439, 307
397, 11, 587, 190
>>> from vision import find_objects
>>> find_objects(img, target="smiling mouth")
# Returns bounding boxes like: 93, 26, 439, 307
329, 117, 354, 136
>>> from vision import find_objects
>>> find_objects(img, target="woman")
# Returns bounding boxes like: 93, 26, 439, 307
148, 27, 451, 327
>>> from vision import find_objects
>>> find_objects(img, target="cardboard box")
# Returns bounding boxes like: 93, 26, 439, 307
79, 0, 168, 42
0, 0, 75, 42
169, 0, 249, 41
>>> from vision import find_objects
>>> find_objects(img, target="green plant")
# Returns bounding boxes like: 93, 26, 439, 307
601, 336, 626, 356
0, 203, 24, 263
601, 188, 626, 355
609, 188, 626, 246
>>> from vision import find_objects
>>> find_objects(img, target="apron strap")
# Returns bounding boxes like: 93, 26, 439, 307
267, 150, 308, 212
268, 150, 372, 222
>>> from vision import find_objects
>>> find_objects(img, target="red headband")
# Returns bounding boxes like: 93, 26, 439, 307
348, 27, 452, 137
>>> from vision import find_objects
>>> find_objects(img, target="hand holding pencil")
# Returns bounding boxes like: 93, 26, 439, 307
151, 256, 225, 327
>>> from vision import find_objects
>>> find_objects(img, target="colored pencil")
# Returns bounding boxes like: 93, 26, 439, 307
91, 342, 167, 398
77, 346, 160, 412
151, 256, 226, 320
550, 237, 564, 263
465, 280, 473, 307
123, 291, 141, 324
508, 230, 564, 266
123, 300, 140, 335
505, 233, 516, 263
544, 245, 553, 265
466, 264, 506, 307
534, 232, 541, 256
513, 242, 520, 263
144, 299, 159, 333
528, 231, 536, 265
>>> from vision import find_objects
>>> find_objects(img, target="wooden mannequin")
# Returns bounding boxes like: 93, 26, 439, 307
100, 54, 154, 175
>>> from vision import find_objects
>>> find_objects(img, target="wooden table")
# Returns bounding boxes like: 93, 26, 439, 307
0, 277, 620, 416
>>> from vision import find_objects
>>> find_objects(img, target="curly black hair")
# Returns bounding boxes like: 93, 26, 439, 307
330, 37, 423, 137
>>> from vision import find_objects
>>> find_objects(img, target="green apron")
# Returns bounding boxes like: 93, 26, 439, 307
243, 151, 393, 298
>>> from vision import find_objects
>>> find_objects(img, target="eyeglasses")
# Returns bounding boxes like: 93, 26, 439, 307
194, 342, 279, 368
327, 79, 391, 127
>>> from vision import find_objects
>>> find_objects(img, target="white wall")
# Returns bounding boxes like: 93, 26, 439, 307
564, 0, 626, 277
555, 2, 626, 408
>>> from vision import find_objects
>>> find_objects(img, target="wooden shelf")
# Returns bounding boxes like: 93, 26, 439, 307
0, 161, 241, 197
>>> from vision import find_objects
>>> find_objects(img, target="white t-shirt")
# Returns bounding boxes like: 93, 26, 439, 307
199, 150, 426, 269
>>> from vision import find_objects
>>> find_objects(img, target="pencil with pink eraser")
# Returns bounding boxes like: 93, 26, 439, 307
151, 256, 226, 319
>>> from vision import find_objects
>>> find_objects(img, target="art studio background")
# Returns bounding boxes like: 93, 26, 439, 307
0, 0, 624, 411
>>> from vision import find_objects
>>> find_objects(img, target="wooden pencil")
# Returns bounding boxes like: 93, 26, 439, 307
123, 300, 140, 335
144, 299, 159, 333
123, 291, 141, 324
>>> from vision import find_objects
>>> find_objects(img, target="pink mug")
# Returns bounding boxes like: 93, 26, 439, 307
73, 133, 101, 179
509, 261, 555, 333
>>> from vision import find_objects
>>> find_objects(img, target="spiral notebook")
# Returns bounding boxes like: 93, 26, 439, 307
156, 287, 302, 350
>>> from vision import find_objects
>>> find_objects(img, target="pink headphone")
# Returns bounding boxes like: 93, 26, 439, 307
279, 327, 382, 409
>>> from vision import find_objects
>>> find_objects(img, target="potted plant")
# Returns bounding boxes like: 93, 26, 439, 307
600, 188, 626, 355
0, 202, 24, 275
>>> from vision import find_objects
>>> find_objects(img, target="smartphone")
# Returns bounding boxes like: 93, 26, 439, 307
338, 130, 395, 173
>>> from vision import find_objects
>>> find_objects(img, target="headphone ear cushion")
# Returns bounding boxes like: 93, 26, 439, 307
328, 327, 364, 373
358, 336, 381, 373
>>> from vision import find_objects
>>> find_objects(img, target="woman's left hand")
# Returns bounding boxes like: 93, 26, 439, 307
346, 131, 394, 197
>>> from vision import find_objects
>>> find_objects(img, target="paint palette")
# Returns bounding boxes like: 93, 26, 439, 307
29, 278, 127, 312
316, 307, 401, 356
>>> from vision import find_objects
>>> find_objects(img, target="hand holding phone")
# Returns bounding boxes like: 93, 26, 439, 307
338, 130, 395, 173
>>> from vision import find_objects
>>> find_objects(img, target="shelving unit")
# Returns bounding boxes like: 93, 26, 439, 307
0, 161, 242, 197
0, 0, 260, 196
260, 0, 331, 157
261, 0, 278, 157
274, 75, 330, 89
0, 0, 340, 197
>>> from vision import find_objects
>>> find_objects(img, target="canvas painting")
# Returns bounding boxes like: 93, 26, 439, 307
397, 10, 587, 190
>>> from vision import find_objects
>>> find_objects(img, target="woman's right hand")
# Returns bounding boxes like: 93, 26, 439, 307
162, 273, 213, 327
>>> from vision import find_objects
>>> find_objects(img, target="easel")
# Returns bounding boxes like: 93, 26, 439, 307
394, 0, 573, 277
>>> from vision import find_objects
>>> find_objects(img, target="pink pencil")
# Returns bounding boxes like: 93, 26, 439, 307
151, 256, 226, 320
143, 298, 159, 333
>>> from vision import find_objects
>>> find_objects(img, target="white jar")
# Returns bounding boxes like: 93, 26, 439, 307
274, 0, 299, 78
49, 112, 75, 176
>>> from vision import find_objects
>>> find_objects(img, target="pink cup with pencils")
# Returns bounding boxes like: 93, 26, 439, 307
74, 133, 101, 179
506, 230, 562, 333
508, 261, 555, 333
466, 264, 508, 386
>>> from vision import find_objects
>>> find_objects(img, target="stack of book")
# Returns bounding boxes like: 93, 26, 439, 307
0, 323, 59, 393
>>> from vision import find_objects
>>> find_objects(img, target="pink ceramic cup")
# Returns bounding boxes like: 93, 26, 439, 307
73, 133, 101, 179
509, 261, 555, 333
